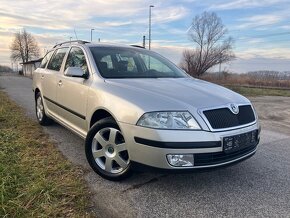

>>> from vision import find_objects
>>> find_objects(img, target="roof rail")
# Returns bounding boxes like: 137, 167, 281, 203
53, 40, 89, 48
130, 45, 145, 49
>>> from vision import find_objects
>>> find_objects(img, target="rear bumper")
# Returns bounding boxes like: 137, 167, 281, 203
119, 122, 260, 170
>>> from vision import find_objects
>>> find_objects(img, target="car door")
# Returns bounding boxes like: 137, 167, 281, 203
34, 49, 53, 96
42, 47, 68, 114
56, 46, 90, 132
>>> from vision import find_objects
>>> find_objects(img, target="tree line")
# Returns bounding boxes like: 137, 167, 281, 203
201, 71, 290, 88
0, 65, 13, 73
247, 70, 290, 80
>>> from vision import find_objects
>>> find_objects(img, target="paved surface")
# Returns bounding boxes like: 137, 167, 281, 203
1, 75, 290, 218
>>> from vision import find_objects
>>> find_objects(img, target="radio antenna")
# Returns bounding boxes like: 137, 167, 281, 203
74, 29, 78, 40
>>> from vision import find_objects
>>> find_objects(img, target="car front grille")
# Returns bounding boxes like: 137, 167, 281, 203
203, 105, 255, 130
194, 144, 257, 166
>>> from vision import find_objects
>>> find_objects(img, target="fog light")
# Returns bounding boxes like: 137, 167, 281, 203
166, 154, 194, 167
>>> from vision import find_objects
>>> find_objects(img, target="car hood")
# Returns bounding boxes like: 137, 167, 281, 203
104, 77, 250, 111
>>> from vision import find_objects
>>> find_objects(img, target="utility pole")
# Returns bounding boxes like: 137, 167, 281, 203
149, 5, 154, 50
143, 35, 146, 48
90, 29, 95, 42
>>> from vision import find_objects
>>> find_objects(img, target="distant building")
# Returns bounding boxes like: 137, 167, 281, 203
20, 58, 42, 77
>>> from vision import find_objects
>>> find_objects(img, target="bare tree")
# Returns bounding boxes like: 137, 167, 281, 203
180, 12, 235, 77
10, 29, 40, 63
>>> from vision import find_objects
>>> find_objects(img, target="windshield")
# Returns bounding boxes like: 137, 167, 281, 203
90, 46, 188, 79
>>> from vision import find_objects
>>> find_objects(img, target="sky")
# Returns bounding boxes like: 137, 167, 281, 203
0, 0, 290, 73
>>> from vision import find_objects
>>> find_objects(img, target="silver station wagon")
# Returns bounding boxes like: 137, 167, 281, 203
33, 40, 261, 180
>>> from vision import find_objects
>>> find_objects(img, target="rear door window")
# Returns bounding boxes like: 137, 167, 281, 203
39, 50, 54, 68
47, 47, 68, 71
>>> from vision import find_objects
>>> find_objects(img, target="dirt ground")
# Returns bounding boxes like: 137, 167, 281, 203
250, 96, 290, 135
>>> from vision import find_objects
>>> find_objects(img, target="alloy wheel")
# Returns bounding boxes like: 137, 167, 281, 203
36, 96, 44, 121
92, 127, 129, 174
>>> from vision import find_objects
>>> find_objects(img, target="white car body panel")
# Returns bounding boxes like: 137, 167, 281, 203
33, 42, 260, 170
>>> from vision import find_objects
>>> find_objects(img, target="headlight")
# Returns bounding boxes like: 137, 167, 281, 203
136, 111, 201, 130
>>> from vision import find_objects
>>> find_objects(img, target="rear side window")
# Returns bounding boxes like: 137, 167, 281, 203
39, 50, 53, 68
47, 48, 68, 71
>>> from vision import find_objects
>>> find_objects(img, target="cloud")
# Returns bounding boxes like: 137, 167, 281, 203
0, 33, 14, 65
229, 57, 290, 73
236, 47, 290, 59
278, 25, 290, 30
151, 43, 290, 73
209, 0, 286, 10
0, 0, 187, 32
1, 0, 290, 73
0, 0, 191, 65
236, 15, 283, 29
152, 6, 189, 24
245, 39, 266, 44
151, 43, 188, 64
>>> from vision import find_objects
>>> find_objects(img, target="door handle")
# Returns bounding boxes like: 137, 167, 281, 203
41, 75, 44, 79
58, 80, 62, 86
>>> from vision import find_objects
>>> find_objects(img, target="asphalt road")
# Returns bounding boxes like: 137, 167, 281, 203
1, 75, 290, 218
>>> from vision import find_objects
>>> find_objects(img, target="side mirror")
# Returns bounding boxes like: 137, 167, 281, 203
65, 67, 88, 79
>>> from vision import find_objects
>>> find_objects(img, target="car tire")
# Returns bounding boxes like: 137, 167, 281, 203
35, 92, 53, 126
85, 117, 132, 181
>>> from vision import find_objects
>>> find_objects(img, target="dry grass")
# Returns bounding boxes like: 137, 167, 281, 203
226, 86, 290, 97
200, 72, 290, 97
202, 73, 290, 89
0, 91, 93, 217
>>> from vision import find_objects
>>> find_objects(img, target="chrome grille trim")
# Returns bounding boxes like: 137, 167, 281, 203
198, 103, 257, 132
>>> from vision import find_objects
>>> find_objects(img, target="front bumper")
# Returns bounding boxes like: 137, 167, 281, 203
119, 122, 261, 170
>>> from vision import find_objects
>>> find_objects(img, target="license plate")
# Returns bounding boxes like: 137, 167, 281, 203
223, 130, 258, 153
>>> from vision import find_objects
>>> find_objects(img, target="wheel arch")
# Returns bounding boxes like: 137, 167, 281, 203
89, 108, 117, 128
34, 88, 40, 99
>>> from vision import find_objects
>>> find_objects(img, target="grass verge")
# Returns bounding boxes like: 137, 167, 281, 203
226, 86, 290, 97
0, 91, 92, 217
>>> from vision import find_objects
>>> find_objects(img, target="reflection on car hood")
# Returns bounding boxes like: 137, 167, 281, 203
105, 77, 250, 111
